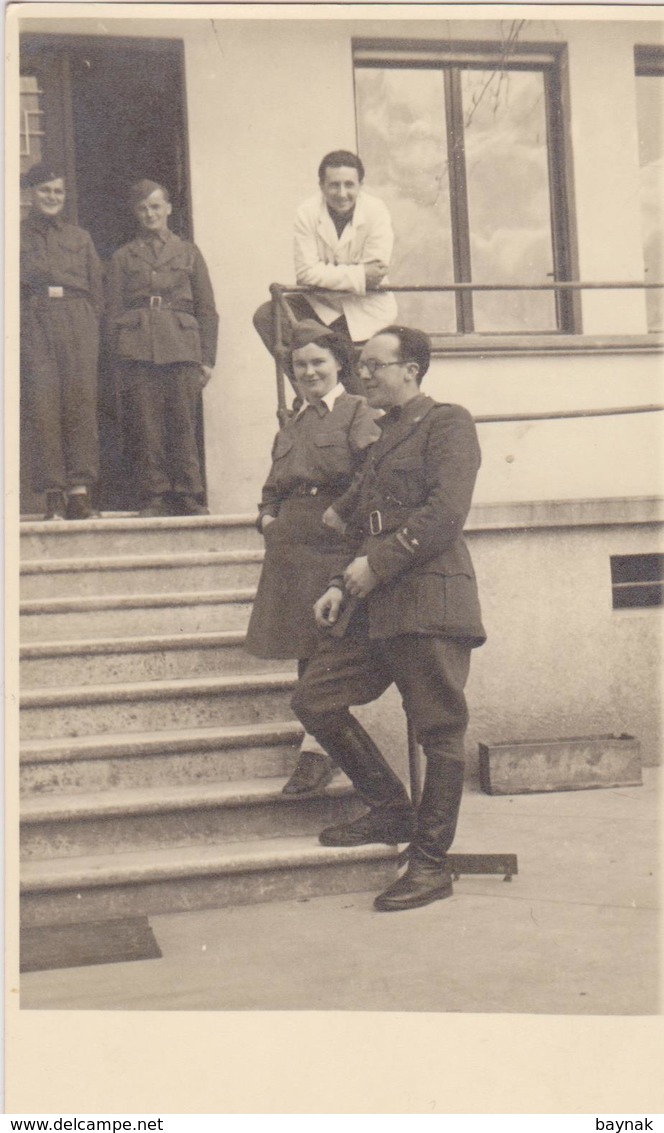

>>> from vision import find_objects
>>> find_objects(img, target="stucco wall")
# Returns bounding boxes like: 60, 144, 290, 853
354, 512, 663, 780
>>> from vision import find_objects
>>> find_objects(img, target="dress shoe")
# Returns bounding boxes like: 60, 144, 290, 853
373, 854, 453, 912
44, 490, 66, 520
66, 491, 95, 520
319, 804, 415, 847
173, 494, 209, 517
139, 496, 170, 518
282, 751, 334, 795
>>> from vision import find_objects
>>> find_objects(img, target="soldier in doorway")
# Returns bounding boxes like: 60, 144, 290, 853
20, 161, 103, 520
106, 179, 219, 517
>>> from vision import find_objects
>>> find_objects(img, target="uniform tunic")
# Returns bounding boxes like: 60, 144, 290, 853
292, 394, 486, 763
106, 229, 219, 499
245, 388, 381, 660
20, 211, 103, 491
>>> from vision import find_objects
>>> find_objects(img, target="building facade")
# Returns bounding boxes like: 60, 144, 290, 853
15, 10, 663, 768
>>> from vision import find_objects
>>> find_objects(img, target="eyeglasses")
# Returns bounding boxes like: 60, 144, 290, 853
354, 359, 404, 377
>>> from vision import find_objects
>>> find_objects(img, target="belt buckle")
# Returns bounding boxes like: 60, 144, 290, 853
310, 486, 318, 497
149, 295, 162, 310
48, 285, 64, 299
369, 510, 383, 536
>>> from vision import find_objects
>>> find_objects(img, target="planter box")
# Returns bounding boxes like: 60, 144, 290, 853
478, 733, 642, 796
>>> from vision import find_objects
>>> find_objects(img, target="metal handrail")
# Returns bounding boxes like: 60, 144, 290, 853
268, 279, 664, 425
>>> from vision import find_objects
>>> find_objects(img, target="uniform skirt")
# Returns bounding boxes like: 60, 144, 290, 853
245, 493, 354, 660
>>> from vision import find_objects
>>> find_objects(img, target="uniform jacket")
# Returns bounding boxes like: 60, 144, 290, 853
246, 389, 381, 660
106, 230, 219, 366
258, 390, 382, 525
332, 394, 486, 645
293, 190, 398, 342
21, 212, 103, 318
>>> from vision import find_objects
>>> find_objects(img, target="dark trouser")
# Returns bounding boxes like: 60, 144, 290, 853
22, 297, 100, 492
120, 361, 203, 501
291, 629, 472, 860
253, 296, 365, 397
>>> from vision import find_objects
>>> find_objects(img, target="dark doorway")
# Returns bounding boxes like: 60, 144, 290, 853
20, 35, 201, 514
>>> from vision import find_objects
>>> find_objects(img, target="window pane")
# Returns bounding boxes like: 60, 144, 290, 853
20, 75, 45, 220
462, 68, 557, 333
355, 67, 457, 333
635, 75, 664, 333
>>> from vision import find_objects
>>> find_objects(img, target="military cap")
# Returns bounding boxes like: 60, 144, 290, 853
289, 319, 340, 351
289, 318, 356, 383
129, 179, 170, 207
21, 161, 65, 189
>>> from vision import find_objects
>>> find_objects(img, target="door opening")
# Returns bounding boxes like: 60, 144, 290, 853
20, 35, 202, 514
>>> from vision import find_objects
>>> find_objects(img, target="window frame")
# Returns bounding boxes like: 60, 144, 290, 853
352, 37, 579, 337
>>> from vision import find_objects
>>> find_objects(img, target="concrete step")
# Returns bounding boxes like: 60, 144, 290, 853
21, 777, 360, 859
21, 721, 304, 795
20, 836, 399, 926
20, 549, 265, 600
20, 589, 255, 641
21, 672, 297, 740
20, 631, 286, 688
20, 513, 261, 559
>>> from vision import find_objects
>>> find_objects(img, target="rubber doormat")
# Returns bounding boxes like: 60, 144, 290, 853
20, 917, 163, 973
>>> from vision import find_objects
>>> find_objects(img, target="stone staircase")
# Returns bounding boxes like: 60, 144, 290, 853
19, 515, 398, 927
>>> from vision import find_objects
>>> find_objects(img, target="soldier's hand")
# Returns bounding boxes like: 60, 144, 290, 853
343, 556, 378, 598
322, 506, 347, 535
199, 364, 214, 389
260, 514, 276, 534
364, 261, 389, 289
314, 586, 344, 628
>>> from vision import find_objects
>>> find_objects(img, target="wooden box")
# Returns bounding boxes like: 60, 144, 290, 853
478, 733, 642, 795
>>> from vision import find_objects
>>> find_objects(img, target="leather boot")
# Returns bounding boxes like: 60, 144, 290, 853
373, 750, 465, 912
305, 711, 414, 846
373, 851, 453, 911
415, 750, 465, 863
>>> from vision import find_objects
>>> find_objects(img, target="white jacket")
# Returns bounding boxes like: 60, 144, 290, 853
293, 189, 398, 342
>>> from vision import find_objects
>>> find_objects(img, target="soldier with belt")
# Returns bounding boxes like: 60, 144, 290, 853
21, 161, 103, 520
106, 179, 219, 517
291, 325, 486, 912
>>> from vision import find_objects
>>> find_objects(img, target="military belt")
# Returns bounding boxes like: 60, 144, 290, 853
289, 483, 341, 499
365, 505, 411, 537
128, 296, 195, 314
26, 285, 90, 300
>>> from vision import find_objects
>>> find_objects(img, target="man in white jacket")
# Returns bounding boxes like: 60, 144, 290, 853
253, 151, 398, 388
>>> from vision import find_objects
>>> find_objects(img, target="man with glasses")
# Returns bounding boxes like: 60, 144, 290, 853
293, 325, 486, 912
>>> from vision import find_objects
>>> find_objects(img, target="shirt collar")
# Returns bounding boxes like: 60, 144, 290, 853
140, 227, 172, 247
296, 382, 345, 418
381, 392, 428, 427
27, 210, 65, 231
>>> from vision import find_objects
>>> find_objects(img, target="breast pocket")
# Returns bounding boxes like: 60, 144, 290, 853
313, 430, 352, 477
380, 460, 427, 507
272, 432, 295, 461
58, 233, 89, 280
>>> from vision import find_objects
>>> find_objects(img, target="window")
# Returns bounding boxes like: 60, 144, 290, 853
611, 554, 664, 609
635, 47, 664, 333
20, 75, 45, 220
354, 38, 574, 336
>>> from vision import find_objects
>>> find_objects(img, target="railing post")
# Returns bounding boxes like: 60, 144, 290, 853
406, 716, 422, 808
269, 283, 290, 426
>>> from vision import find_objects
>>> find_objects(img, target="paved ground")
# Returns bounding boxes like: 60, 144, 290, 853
21, 768, 660, 1014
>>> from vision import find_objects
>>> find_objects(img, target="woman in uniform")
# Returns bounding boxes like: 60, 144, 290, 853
246, 320, 381, 795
